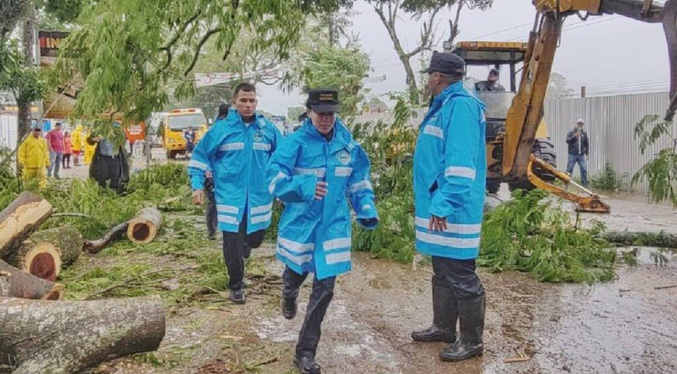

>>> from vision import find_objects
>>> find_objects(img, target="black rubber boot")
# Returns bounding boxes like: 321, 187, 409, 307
412, 281, 458, 343
439, 294, 485, 362
282, 296, 298, 320
229, 289, 246, 304
293, 354, 321, 374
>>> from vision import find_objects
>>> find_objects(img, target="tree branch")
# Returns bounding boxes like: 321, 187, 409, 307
404, 7, 439, 58
184, 28, 222, 77
159, 10, 202, 71
449, 0, 464, 43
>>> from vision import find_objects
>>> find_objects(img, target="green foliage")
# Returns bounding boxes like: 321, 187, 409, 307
52, 0, 321, 124
352, 192, 415, 263
285, 45, 370, 117
590, 162, 628, 191
478, 190, 617, 283
0, 163, 194, 239
0, 41, 47, 106
352, 96, 417, 262
632, 114, 677, 206
0, 0, 29, 37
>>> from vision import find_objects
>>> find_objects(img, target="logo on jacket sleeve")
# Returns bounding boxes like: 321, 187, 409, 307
253, 130, 264, 142
337, 150, 351, 165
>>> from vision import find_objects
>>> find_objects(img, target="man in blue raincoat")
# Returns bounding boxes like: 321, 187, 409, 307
266, 88, 378, 374
189, 83, 281, 304
410, 52, 488, 362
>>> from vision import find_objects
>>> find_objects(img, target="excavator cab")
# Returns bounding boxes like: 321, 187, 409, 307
453, 42, 556, 193
452, 41, 609, 213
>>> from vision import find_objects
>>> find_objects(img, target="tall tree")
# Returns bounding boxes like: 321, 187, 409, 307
546, 71, 575, 99
367, 0, 492, 104
50, 0, 348, 133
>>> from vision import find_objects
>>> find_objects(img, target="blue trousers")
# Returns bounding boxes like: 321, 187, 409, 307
566, 154, 588, 186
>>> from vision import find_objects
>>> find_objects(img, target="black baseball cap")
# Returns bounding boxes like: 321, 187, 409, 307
423, 51, 466, 77
307, 88, 339, 113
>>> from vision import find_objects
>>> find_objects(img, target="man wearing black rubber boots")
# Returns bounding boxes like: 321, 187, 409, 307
411, 51, 487, 362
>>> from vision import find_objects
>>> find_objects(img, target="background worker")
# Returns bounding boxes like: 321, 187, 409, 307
45, 122, 65, 179
204, 102, 232, 240
475, 68, 505, 92
18, 126, 50, 189
565, 118, 590, 187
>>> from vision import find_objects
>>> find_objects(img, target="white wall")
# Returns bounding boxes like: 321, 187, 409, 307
0, 113, 18, 151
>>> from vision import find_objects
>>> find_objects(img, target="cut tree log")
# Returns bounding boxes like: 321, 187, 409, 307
127, 207, 163, 244
83, 222, 129, 254
0, 192, 53, 259
6, 226, 84, 282
0, 259, 63, 300
0, 295, 166, 374
603, 231, 677, 249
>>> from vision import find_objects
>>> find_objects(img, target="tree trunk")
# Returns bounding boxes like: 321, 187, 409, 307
83, 222, 129, 254
0, 259, 63, 300
18, 0, 36, 142
6, 226, 84, 281
0, 296, 166, 374
0, 191, 53, 259
603, 231, 677, 249
127, 207, 163, 244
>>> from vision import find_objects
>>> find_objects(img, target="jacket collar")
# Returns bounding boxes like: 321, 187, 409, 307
300, 118, 353, 153
421, 81, 485, 127
225, 109, 268, 129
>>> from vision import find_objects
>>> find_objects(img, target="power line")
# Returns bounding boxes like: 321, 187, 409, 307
506, 16, 621, 41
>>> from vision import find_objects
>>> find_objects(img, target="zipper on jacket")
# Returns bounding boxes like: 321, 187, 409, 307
244, 122, 253, 231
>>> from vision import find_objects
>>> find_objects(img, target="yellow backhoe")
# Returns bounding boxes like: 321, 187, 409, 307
453, 0, 677, 213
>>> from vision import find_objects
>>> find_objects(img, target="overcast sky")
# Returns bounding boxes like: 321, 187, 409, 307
256, 0, 669, 115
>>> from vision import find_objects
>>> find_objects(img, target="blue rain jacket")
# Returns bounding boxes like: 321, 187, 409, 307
267, 119, 378, 280
413, 81, 487, 260
189, 109, 282, 233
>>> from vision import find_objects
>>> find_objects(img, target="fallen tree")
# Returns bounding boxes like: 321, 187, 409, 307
602, 230, 677, 249
5, 226, 84, 281
127, 207, 163, 244
0, 295, 166, 374
83, 207, 163, 254
0, 192, 52, 258
0, 259, 63, 300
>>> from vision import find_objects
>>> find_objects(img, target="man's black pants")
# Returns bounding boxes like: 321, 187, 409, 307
94, 155, 122, 191
222, 214, 265, 290
432, 256, 485, 300
204, 177, 218, 237
282, 266, 337, 358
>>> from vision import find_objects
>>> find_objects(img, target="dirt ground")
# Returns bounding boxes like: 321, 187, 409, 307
60, 155, 677, 374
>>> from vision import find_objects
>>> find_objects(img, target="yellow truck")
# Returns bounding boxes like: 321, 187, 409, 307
160, 108, 208, 159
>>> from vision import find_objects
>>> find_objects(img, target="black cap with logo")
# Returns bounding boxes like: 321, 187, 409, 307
423, 51, 466, 77
307, 88, 340, 113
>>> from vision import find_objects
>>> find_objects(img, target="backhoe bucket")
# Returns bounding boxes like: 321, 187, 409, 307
527, 155, 610, 214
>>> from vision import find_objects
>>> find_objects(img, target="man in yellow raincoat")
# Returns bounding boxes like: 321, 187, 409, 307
71, 125, 84, 166
18, 126, 50, 189
84, 129, 96, 165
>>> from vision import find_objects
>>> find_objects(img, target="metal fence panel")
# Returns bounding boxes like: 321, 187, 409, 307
544, 92, 672, 192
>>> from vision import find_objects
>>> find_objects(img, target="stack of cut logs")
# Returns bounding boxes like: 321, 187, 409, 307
0, 192, 166, 374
